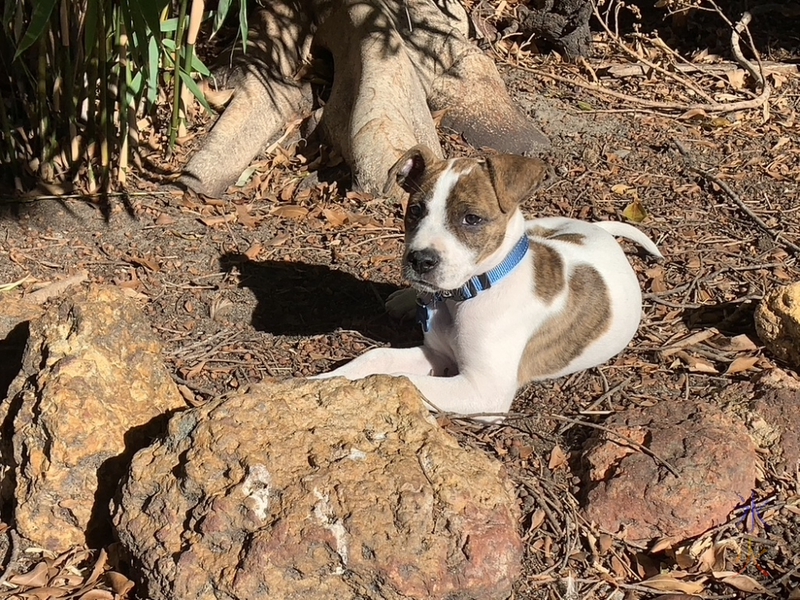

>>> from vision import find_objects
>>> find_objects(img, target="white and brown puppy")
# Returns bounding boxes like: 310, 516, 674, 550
314, 145, 662, 418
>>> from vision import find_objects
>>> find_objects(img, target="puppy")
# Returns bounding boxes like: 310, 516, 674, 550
314, 145, 662, 418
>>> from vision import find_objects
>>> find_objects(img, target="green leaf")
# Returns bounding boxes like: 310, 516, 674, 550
212, 0, 232, 36
135, 0, 169, 39
84, 0, 99, 54
238, 0, 248, 53
146, 35, 159, 105
162, 39, 210, 76
179, 70, 213, 114
160, 17, 180, 32
14, 0, 58, 59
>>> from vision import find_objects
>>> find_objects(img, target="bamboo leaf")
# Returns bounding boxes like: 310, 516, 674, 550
14, 0, 58, 59
135, 0, 170, 40
212, 0, 232, 36
146, 35, 159, 105
179, 70, 213, 114
238, 0, 248, 53
85, 0, 99, 54
161, 39, 210, 76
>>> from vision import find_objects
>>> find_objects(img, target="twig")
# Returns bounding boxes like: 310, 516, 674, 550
548, 414, 681, 478
671, 139, 800, 255
558, 376, 633, 435
25, 271, 88, 305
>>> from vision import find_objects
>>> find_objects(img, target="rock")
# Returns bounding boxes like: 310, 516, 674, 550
749, 369, 800, 474
0, 285, 185, 551
0, 296, 44, 401
114, 377, 522, 600
755, 282, 800, 368
581, 400, 757, 545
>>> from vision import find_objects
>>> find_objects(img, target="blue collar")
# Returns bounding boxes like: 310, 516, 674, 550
416, 235, 530, 332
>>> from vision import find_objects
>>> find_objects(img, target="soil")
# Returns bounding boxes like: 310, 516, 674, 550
2, 3, 800, 598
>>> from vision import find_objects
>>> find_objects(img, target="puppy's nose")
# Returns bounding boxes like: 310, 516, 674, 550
407, 249, 440, 274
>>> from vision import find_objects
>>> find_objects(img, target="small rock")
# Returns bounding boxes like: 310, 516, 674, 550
749, 369, 800, 474
0, 285, 185, 551
755, 282, 800, 368
113, 377, 522, 600
581, 400, 757, 545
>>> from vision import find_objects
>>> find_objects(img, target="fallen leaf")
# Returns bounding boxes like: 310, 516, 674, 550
265, 234, 290, 246
725, 355, 759, 375
529, 508, 546, 531
726, 69, 747, 90
105, 572, 135, 596
597, 534, 613, 555
235, 165, 258, 188
678, 107, 708, 120
322, 207, 349, 228
611, 183, 632, 195
675, 350, 718, 374
727, 334, 758, 352
270, 205, 309, 220
622, 199, 648, 223
244, 243, 263, 260
236, 204, 260, 228
18, 586, 70, 599
199, 214, 236, 227
8, 562, 49, 587
715, 572, 773, 595
155, 212, 175, 226
640, 573, 706, 594
78, 590, 114, 600
548, 444, 568, 470
610, 555, 627, 578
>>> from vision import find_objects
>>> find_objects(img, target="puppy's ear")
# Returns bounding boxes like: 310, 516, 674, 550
383, 145, 438, 196
485, 154, 551, 213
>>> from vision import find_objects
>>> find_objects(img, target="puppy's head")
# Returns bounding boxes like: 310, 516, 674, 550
385, 145, 551, 291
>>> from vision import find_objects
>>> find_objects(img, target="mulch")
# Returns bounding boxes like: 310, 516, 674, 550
1, 1, 800, 598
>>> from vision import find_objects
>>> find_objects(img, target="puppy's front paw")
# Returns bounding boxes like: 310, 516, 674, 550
385, 288, 418, 320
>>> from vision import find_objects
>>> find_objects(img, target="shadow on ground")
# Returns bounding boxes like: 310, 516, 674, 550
220, 252, 421, 347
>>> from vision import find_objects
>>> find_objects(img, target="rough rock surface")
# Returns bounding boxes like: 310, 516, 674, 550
749, 369, 800, 474
114, 376, 522, 600
581, 400, 757, 545
0, 285, 184, 551
755, 282, 800, 368
0, 296, 44, 401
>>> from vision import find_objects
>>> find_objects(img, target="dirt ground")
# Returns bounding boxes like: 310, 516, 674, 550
2, 3, 800, 598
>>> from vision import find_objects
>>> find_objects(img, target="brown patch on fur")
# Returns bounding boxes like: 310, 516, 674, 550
550, 233, 586, 245
444, 161, 512, 262
517, 265, 611, 384
530, 241, 565, 303
529, 227, 586, 246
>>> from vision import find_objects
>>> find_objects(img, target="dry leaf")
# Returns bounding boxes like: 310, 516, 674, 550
265, 234, 290, 246
675, 351, 718, 374
726, 69, 747, 90
244, 243, 263, 260
697, 539, 738, 573
236, 204, 260, 228
199, 214, 236, 227
679, 107, 708, 120
715, 572, 773, 595
322, 208, 349, 228
8, 562, 49, 587
597, 534, 613, 555
270, 205, 309, 220
640, 573, 706, 594
650, 536, 679, 554
548, 444, 568, 470
105, 571, 135, 596
728, 334, 758, 352
19, 586, 70, 599
529, 509, 546, 531
789, 586, 800, 599
611, 183, 632, 195
622, 199, 648, 223
725, 355, 759, 375
78, 591, 115, 600
155, 212, 175, 226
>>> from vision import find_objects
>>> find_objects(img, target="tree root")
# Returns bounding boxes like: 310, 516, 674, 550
181, 0, 550, 198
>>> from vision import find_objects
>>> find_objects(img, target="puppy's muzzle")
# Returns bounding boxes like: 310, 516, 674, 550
406, 249, 440, 274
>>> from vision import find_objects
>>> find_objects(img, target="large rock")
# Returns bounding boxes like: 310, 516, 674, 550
749, 369, 800, 474
755, 282, 800, 368
0, 285, 185, 551
581, 400, 757, 545
0, 296, 44, 401
113, 377, 522, 600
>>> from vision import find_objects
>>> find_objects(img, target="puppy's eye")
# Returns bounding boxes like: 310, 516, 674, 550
407, 203, 423, 219
463, 214, 483, 226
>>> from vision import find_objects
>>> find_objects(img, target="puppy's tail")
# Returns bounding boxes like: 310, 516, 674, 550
595, 221, 663, 259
